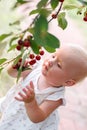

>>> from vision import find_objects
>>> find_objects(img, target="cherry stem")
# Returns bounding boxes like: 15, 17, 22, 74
48, 2, 63, 23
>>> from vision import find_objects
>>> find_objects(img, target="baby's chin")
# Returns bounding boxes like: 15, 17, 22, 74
41, 68, 47, 76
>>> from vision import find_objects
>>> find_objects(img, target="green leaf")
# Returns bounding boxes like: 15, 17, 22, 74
58, 12, 68, 30
44, 32, 60, 49
34, 32, 60, 52
8, 44, 17, 52
44, 46, 55, 52
13, 54, 22, 65
30, 39, 39, 54
37, 0, 49, 8
17, 0, 27, 4
0, 67, 3, 74
77, 0, 87, 5
51, 0, 59, 9
9, 37, 18, 46
0, 33, 12, 42
17, 53, 28, 82
34, 15, 48, 35
29, 9, 39, 15
0, 58, 7, 65
63, 4, 78, 10
9, 20, 20, 26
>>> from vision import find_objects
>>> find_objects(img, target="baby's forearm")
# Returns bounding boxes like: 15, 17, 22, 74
25, 99, 46, 123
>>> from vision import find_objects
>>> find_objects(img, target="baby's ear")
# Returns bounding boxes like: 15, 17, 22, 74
64, 79, 76, 87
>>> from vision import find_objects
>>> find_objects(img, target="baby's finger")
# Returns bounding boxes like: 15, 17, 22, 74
30, 81, 34, 89
15, 96, 23, 101
18, 92, 27, 99
22, 88, 31, 96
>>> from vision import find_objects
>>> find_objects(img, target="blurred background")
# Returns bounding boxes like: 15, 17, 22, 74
0, 0, 87, 130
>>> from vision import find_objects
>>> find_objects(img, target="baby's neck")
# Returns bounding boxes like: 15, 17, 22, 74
37, 74, 51, 90
38, 74, 62, 90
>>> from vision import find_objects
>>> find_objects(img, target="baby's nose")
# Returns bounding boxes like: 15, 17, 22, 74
48, 60, 53, 67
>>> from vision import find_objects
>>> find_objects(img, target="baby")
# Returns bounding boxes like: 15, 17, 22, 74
0, 44, 87, 130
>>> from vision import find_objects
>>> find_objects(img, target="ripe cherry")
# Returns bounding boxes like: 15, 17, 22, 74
23, 40, 30, 47
29, 54, 35, 59
83, 16, 87, 22
29, 59, 36, 65
59, 0, 64, 2
39, 50, 44, 55
16, 45, 21, 51
18, 39, 24, 46
52, 14, 57, 19
36, 55, 41, 60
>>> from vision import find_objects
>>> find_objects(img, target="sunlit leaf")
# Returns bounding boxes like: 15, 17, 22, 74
9, 20, 20, 26
0, 58, 7, 65
58, 12, 68, 30
9, 37, 18, 46
29, 9, 39, 15
0, 67, 3, 74
37, 0, 49, 8
51, 0, 59, 9
8, 44, 17, 52
0, 33, 12, 42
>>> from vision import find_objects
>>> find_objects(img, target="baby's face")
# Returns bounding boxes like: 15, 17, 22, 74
42, 46, 77, 87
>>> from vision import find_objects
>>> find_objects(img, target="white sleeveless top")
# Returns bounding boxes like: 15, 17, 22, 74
0, 62, 65, 130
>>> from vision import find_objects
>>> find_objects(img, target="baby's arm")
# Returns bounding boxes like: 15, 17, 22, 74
15, 81, 63, 123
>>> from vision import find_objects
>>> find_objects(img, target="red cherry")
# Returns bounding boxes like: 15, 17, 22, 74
39, 50, 44, 55
12, 64, 19, 69
36, 55, 41, 60
59, 0, 64, 2
16, 45, 21, 51
18, 39, 24, 46
29, 59, 36, 65
18, 58, 22, 62
23, 40, 30, 47
29, 54, 35, 59
52, 14, 57, 19
83, 16, 87, 22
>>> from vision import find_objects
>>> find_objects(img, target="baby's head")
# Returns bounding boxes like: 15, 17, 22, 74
58, 44, 87, 85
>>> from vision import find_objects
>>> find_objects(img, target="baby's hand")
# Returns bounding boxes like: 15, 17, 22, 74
15, 81, 35, 103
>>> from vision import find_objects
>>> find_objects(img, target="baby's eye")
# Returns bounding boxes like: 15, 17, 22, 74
57, 62, 61, 68
52, 55, 55, 58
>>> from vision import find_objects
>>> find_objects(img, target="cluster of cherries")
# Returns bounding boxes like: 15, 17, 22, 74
12, 37, 44, 71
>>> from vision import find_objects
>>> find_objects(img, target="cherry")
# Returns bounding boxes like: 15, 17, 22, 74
12, 64, 19, 70
18, 39, 24, 46
59, 0, 64, 2
16, 45, 22, 51
83, 16, 87, 22
52, 14, 57, 19
23, 40, 30, 47
36, 55, 41, 60
39, 50, 44, 55
29, 59, 36, 65
29, 54, 35, 59
18, 58, 22, 62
